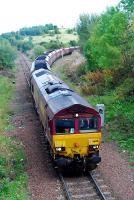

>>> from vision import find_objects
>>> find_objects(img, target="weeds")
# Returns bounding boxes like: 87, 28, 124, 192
89, 93, 134, 160
0, 75, 28, 199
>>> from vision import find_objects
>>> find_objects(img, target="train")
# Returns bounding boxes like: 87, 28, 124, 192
30, 47, 103, 171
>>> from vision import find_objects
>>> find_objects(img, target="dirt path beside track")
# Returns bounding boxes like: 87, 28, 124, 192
8, 56, 62, 200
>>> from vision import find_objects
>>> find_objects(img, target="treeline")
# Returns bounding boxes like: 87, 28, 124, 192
0, 24, 61, 69
19, 24, 59, 36
0, 23, 77, 58
0, 23, 60, 52
1, 24, 59, 38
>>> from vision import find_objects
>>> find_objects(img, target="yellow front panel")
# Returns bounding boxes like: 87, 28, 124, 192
53, 132, 101, 158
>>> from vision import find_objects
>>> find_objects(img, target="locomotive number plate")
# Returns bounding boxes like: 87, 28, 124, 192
89, 139, 99, 145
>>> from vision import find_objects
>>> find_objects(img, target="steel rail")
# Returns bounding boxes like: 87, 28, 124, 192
57, 172, 72, 200
19, 51, 31, 71
19, 57, 31, 88
88, 172, 107, 200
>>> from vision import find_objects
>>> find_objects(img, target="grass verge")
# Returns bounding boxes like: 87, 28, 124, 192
0, 75, 28, 199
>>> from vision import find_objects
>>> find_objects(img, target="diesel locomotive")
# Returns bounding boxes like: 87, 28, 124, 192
30, 47, 103, 171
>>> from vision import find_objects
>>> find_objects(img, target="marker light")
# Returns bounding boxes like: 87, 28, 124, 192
55, 147, 65, 151
93, 145, 99, 149
56, 147, 62, 151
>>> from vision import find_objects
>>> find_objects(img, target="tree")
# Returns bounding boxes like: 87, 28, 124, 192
0, 39, 17, 69
76, 13, 99, 49
33, 45, 46, 58
84, 7, 129, 70
53, 25, 60, 34
119, 0, 134, 16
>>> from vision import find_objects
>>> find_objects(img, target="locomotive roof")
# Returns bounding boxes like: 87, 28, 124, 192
31, 69, 98, 119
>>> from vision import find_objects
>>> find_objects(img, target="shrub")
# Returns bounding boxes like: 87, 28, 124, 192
0, 39, 17, 69
33, 45, 46, 58
69, 40, 78, 46
16, 39, 33, 52
41, 40, 64, 50
115, 77, 134, 100
81, 70, 105, 95
66, 29, 74, 34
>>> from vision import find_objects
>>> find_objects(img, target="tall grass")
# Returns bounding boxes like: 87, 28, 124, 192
0, 76, 14, 131
0, 76, 28, 199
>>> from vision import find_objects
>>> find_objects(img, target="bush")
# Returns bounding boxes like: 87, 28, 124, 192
115, 77, 134, 100
84, 8, 129, 71
81, 70, 105, 95
69, 40, 78, 46
66, 29, 74, 34
42, 40, 64, 50
33, 45, 46, 58
0, 39, 17, 69
16, 40, 33, 52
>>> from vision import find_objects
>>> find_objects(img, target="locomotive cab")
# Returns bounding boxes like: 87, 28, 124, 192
49, 105, 102, 171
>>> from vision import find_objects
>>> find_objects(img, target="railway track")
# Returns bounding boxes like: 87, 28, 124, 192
57, 170, 116, 200
18, 52, 31, 87
19, 53, 116, 200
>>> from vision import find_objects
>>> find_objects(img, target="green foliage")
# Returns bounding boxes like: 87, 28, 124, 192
89, 93, 134, 157
0, 32, 23, 46
66, 28, 75, 34
81, 70, 105, 95
85, 7, 129, 70
0, 76, 15, 131
76, 13, 99, 49
0, 136, 28, 200
16, 39, 33, 52
0, 76, 28, 199
69, 40, 78, 46
119, 0, 134, 15
33, 45, 46, 58
115, 77, 134, 100
81, 69, 115, 95
53, 25, 60, 34
19, 24, 59, 36
42, 40, 64, 50
0, 39, 17, 69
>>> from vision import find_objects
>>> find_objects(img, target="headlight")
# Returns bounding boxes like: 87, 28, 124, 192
93, 145, 99, 149
89, 145, 99, 150
56, 147, 62, 151
55, 147, 65, 151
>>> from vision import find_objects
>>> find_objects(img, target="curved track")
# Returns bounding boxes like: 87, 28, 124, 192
19, 52, 31, 86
